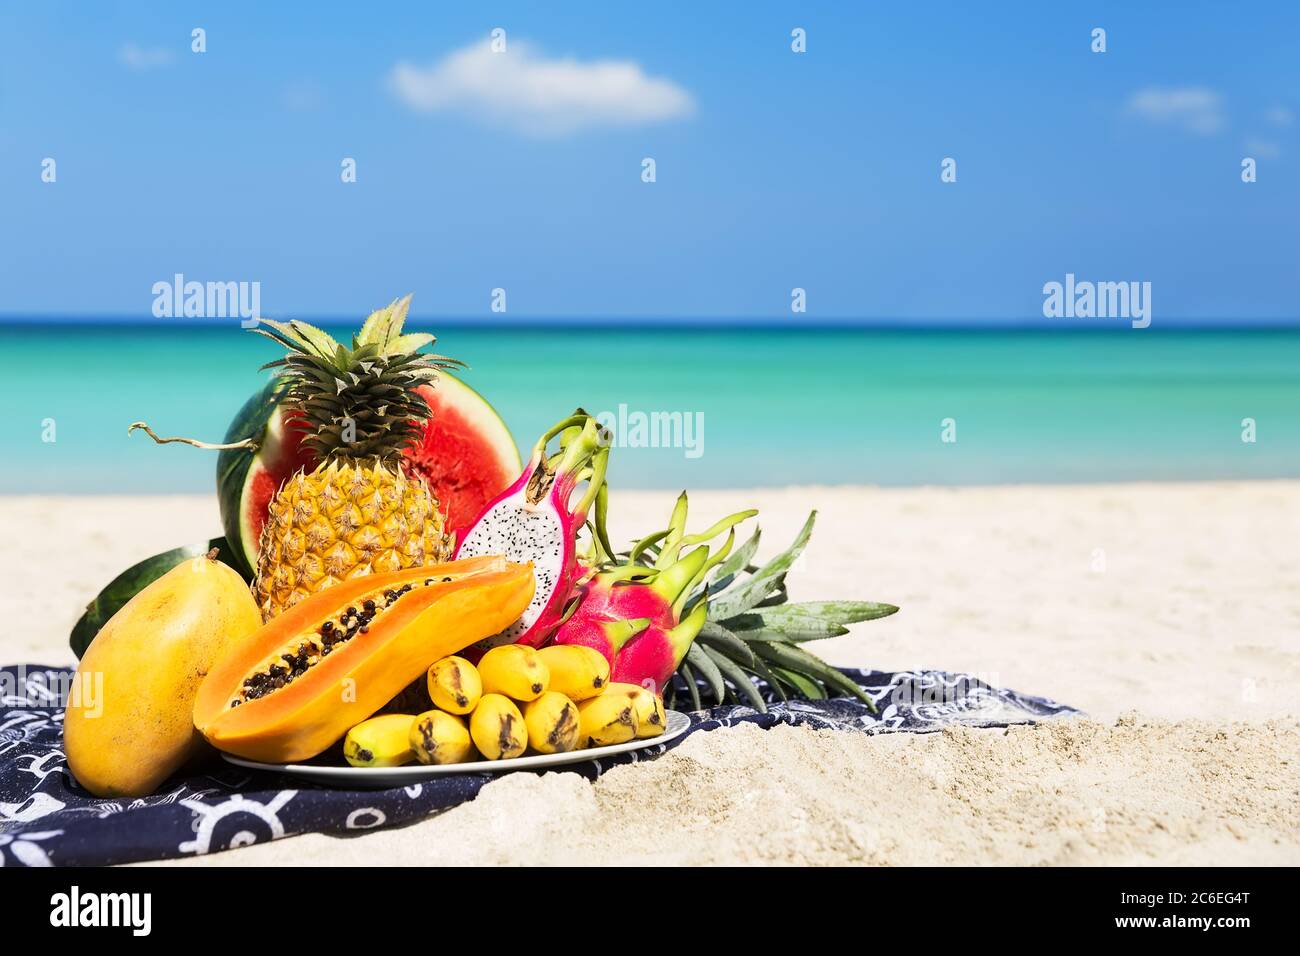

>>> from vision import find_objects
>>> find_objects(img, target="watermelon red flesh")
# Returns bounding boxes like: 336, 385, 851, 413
239, 407, 314, 567
217, 373, 521, 578
216, 382, 315, 577
408, 380, 521, 537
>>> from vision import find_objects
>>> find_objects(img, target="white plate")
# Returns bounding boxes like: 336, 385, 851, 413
220, 709, 692, 788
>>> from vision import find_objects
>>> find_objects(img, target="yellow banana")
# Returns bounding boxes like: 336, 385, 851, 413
477, 644, 549, 702
343, 714, 417, 768
409, 710, 474, 765
426, 655, 482, 715
607, 681, 667, 739
538, 644, 609, 701
523, 692, 581, 754
469, 693, 527, 760
576, 689, 639, 748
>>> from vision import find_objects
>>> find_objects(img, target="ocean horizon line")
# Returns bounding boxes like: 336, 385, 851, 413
4, 315, 1299, 332
11, 474, 1300, 497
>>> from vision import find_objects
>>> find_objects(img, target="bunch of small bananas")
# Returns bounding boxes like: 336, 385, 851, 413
342, 644, 667, 768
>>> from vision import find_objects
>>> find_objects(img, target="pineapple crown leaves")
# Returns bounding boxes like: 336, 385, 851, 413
355, 294, 439, 356
252, 297, 464, 461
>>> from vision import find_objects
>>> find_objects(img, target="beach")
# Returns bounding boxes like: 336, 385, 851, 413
4, 481, 1298, 865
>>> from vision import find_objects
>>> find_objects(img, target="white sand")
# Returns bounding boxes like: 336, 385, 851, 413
3, 482, 1297, 865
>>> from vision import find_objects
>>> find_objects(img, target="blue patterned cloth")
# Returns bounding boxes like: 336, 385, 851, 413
0, 664, 1078, 866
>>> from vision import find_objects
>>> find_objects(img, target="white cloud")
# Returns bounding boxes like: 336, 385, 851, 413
1126, 86, 1224, 135
1244, 138, 1281, 161
388, 39, 694, 137
118, 42, 175, 71
1264, 105, 1294, 128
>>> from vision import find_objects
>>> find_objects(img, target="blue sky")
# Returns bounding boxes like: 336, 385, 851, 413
1, 1, 1296, 321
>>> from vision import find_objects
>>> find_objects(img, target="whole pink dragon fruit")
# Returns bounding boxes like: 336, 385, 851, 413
455, 412, 608, 649
553, 493, 755, 694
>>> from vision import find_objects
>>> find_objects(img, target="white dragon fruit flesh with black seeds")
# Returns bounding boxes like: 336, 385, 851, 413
454, 413, 608, 648
456, 501, 565, 640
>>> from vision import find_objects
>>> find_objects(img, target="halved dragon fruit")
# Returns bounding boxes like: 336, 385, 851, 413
454, 412, 609, 649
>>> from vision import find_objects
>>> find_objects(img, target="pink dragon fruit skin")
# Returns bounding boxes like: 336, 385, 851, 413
553, 498, 749, 693
608, 605, 707, 694
552, 599, 684, 696
454, 414, 608, 649
552, 558, 681, 660
550, 573, 666, 661
551, 568, 707, 694
547, 611, 633, 662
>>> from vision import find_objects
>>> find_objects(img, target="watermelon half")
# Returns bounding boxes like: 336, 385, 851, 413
217, 373, 521, 578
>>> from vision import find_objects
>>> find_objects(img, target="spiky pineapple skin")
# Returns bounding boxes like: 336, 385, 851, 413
253, 458, 451, 620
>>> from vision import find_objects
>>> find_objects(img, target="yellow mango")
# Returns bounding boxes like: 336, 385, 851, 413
63, 552, 261, 797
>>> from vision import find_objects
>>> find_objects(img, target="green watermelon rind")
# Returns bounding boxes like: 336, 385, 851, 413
69, 537, 247, 659
216, 379, 287, 578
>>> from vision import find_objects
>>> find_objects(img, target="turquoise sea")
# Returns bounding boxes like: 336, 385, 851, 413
2, 323, 1298, 493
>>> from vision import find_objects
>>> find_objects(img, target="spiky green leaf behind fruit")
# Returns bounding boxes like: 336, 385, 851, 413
668, 512, 898, 711
574, 493, 898, 712
253, 298, 463, 462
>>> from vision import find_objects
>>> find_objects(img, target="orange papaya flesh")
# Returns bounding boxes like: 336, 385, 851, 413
205, 555, 511, 708
193, 556, 535, 763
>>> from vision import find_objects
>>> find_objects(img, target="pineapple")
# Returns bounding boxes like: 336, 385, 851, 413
251, 295, 460, 619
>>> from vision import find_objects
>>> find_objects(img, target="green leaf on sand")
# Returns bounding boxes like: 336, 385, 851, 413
702, 644, 768, 712
707, 511, 816, 621
705, 526, 761, 592
751, 640, 876, 710
747, 655, 788, 701
725, 600, 899, 641
679, 661, 702, 711
686, 642, 726, 703
772, 666, 825, 699
696, 621, 756, 666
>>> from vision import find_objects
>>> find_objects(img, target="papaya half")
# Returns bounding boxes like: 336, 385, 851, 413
193, 555, 535, 763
